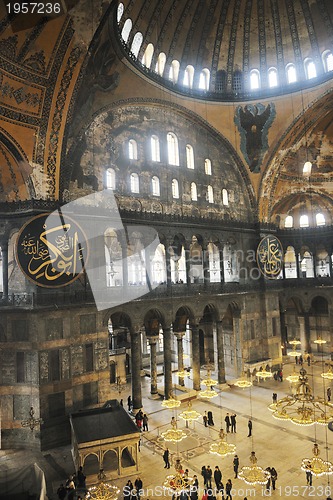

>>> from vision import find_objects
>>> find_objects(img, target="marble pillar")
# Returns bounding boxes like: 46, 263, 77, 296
216, 321, 226, 383
163, 327, 172, 398
130, 329, 142, 410
191, 326, 201, 391
148, 336, 158, 394
175, 332, 185, 386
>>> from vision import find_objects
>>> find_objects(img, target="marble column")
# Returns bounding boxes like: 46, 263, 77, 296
219, 243, 225, 283
165, 242, 172, 289
191, 325, 201, 391
202, 243, 209, 286
328, 249, 333, 277
175, 332, 185, 386
148, 336, 158, 394
233, 311, 242, 378
216, 321, 226, 383
119, 236, 128, 288
163, 326, 172, 398
1, 242, 8, 298
185, 243, 191, 286
130, 328, 142, 410
303, 312, 312, 354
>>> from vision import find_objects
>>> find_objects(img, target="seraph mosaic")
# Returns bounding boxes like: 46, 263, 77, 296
235, 103, 276, 173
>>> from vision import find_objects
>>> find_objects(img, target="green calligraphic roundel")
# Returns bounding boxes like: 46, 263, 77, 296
16, 212, 89, 288
256, 235, 284, 279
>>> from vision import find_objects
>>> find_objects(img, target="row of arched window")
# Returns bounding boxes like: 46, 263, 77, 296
127, 135, 212, 173
106, 168, 229, 204
118, 4, 333, 93
284, 213, 326, 228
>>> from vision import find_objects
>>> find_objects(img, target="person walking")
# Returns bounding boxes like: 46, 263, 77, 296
270, 467, 277, 490
203, 411, 208, 427
225, 479, 232, 499
233, 455, 239, 478
163, 448, 170, 468
272, 393, 277, 404
214, 466, 222, 490
206, 465, 213, 488
230, 414, 236, 433
247, 420, 252, 437
123, 480, 133, 499
57, 484, 67, 500
201, 466, 208, 487
190, 475, 199, 500
225, 413, 231, 433
208, 411, 214, 426
142, 413, 149, 431
265, 467, 271, 491
327, 387, 331, 402
306, 465, 313, 486
127, 395, 132, 412
134, 476, 143, 499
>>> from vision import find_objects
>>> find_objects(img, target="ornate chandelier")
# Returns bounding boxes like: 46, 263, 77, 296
238, 451, 271, 485
288, 339, 301, 358
161, 396, 181, 409
87, 482, 120, 500
256, 369, 273, 380
201, 370, 218, 387
199, 368, 218, 398
21, 406, 43, 431
161, 419, 187, 442
268, 367, 333, 425
177, 369, 190, 378
163, 471, 194, 494
286, 367, 300, 384
321, 367, 333, 380
210, 429, 236, 457
179, 401, 201, 423
301, 444, 333, 477
234, 373, 252, 388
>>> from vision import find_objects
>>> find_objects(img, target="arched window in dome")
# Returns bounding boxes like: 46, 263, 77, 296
205, 158, 212, 175
155, 52, 166, 76
316, 213, 326, 226
117, 3, 124, 23
167, 132, 179, 166
305, 59, 317, 79
286, 64, 297, 83
142, 43, 154, 68
216, 70, 227, 92
130, 173, 139, 193
172, 179, 179, 199
131, 32, 143, 57
207, 185, 214, 203
191, 182, 197, 201
186, 144, 194, 169
199, 68, 210, 91
284, 215, 293, 228
233, 70, 243, 93
128, 139, 138, 160
106, 168, 115, 190
284, 246, 297, 278
121, 18, 132, 43
151, 135, 160, 162
268, 67, 278, 87
152, 176, 160, 196
323, 51, 333, 72
300, 214, 309, 228
222, 188, 229, 206
168, 60, 180, 83
303, 161, 312, 176
249, 69, 260, 90
183, 65, 194, 88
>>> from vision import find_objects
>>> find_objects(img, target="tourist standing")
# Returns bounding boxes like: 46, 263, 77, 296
163, 448, 170, 469
233, 455, 239, 478
231, 414, 237, 433
247, 420, 252, 437
225, 413, 231, 433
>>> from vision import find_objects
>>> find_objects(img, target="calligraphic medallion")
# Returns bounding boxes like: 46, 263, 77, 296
256, 235, 283, 279
16, 212, 88, 288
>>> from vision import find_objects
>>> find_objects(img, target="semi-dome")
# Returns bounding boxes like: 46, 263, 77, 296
116, 0, 333, 100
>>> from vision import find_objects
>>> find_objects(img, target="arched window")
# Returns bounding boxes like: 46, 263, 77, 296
151, 135, 160, 162
199, 68, 210, 90
106, 168, 115, 190
191, 182, 197, 201
233, 70, 243, 93
300, 214, 309, 228
130, 173, 139, 193
121, 19, 132, 43
249, 69, 260, 90
284, 215, 293, 228
183, 65, 194, 88
142, 43, 154, 68
207, 185, 214, 203
323, 51, 333, 72
169, 60, 180, 83
216, 70, 227, 92
128, 139, 138, 160
172, 179, 179, 199
205, 158, 212, 175
155, 52, 166, 76
152, 176, 160, 196
286, 64, 297, 83
186, 144, 194, 169
303, 161, 312, 176
305, 59, 317, 79
167, 132, 179, 166
268, 67, 278, 87
117, 3, 124, 22
222, 188, 229, 206
316, 213, 326, 226
131, 32, 143, 57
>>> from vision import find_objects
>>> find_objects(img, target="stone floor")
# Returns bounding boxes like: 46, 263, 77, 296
1, 357, 333, 499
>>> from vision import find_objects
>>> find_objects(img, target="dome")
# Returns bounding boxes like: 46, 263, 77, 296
116, 0, 333, 100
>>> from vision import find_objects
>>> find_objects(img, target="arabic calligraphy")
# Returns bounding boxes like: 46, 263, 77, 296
16, 213, 88, 288
256, 235, 283, 279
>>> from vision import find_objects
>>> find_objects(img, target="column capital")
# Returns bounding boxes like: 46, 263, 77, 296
174, 331, 185, 340
147, 335, 159, 345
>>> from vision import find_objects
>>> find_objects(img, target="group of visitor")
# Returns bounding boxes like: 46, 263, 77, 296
56, 466, 87, 499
